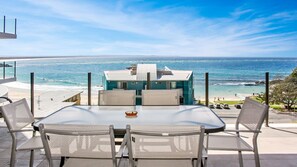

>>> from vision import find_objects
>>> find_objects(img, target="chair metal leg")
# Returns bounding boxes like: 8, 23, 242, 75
204, 133, 209, 167
59, 157, 65, 167
254, 151, 260, 167
29, 150, 34, 167
10, 147, 16, 167
238, 151, 243, 167
10, 138, 17, 167
29, 130, 36, 167
253, 141, 260, 167
191, 159, 202, 167
203, 157, 208, 167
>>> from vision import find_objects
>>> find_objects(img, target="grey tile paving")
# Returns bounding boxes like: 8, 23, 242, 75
1, 122, 297, 166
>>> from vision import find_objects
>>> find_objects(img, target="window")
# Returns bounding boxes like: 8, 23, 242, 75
117, 82, 122, 88
171, 82, 176, 89
123, 82, 128, 89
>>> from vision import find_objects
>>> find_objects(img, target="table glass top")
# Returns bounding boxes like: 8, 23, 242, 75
34, 105, 225, 133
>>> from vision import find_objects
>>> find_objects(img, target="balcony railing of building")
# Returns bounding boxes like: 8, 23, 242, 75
0, 16, 17, 39
0, 61, 17, 83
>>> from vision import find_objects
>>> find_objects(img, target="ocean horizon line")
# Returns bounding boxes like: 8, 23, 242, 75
0, 55, 297, 62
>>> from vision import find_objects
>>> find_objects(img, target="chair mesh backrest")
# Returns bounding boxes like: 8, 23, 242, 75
98, 90, 136, 106
237, 97, 268, 131
0, 98, 34, 131
127, 125, 204, 159
142, 90, 180, 106
39, 124, 116, 160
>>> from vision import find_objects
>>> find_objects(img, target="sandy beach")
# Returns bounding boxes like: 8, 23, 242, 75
2, 81, 246, 106
2, 82, 99, 105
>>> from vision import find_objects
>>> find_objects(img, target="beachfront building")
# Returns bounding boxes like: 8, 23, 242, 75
103, 64, 194, 105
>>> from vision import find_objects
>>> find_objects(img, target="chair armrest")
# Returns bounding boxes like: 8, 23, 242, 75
224, 129, 261, 133
10, 128, 35, 133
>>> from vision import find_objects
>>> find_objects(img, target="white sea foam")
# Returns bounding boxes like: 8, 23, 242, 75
35, 77, 85, 86
214, 82, 257, 86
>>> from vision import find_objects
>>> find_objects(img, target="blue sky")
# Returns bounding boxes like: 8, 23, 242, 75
0, 0, 297, 57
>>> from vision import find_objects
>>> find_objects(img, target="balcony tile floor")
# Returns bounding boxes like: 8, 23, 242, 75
1, 123, 297, 167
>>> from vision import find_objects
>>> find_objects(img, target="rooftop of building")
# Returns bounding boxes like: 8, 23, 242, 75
104, 64, 193, 81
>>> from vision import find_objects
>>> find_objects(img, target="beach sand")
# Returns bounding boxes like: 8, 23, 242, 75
3, 82, 98, 105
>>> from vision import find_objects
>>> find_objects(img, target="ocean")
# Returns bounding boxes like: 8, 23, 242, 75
8, 56, 297, 100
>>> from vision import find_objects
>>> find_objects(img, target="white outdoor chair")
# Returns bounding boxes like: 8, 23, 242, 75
142, 90, 180, 106
98, 90, 136, 106
0, 96, 12, 128
126, 125, 205, 167
0, 98, 43, 167
206, 97, 269, 167
39, 124, 119, 167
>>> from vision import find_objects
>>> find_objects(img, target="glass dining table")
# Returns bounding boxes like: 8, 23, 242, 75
34, 105, 225, 136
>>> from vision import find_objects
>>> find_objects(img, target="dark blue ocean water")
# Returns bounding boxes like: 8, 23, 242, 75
10, 56, 297, 99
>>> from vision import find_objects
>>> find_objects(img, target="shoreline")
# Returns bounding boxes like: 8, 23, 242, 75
2, 81, 248, 104
8, 56, 291, 103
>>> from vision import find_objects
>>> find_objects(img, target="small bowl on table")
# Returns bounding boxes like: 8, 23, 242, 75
125, 111, 138, 117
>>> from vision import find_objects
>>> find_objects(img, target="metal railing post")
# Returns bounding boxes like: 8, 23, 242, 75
30, 72, 35, 166
205, 72, 209, 106
146, 72, 150, 90
3, 62, 5, 79
14, 18, 17, 35
30, 72, 34, 116
14, 61, 16, 78
265, 72, 269, 127
88, 72, 91, 105
3, 16, 5, 33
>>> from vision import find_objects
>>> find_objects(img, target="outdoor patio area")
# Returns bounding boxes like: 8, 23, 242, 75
1, 121, 296, 167
2, 1, 297, 166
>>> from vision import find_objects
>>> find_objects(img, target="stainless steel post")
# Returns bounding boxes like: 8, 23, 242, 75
265, 72, 269, 127
3, 62, 5, 79
14, 18, 17, 35
3, 16, 5, 33
30, 72, 34, 115
14, 61, 16, 78
146, 72, 150, 90
88, 72, 91, 105
205, 72, 209, 106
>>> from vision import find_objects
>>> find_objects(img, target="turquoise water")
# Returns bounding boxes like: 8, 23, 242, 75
14, 57, 297, 100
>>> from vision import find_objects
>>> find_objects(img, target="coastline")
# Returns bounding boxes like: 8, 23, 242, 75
2, 81, 246, 105
8, 56, 294, 103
